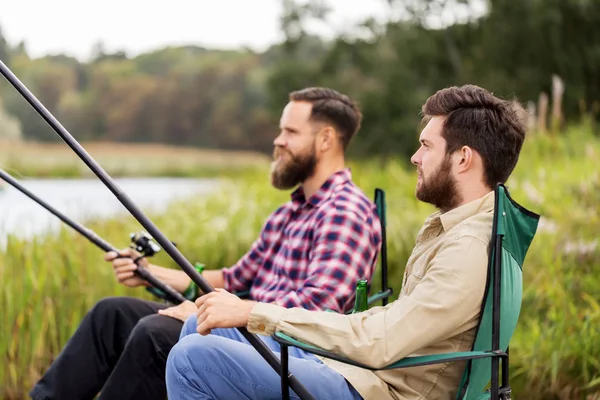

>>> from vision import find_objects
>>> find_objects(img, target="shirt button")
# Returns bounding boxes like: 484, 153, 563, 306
258, 324, 265, 332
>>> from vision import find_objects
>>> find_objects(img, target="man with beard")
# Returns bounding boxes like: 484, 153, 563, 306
165, 84, 528, 400
30, 87, 382, 400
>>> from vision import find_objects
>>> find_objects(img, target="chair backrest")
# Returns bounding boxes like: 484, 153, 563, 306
374, 188, 391, 303
458, 184, 540, 399
350, 188, 392, 313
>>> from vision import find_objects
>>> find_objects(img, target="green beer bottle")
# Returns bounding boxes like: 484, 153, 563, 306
182, 262, 205, 300
351, 279, 369, 313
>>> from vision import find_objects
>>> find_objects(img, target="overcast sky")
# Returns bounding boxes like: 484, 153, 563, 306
1, 0, 392, 61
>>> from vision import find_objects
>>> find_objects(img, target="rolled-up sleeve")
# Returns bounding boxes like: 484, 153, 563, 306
222, 207, 285, 293
249, 235, 488, 369
222, 236, 266, 293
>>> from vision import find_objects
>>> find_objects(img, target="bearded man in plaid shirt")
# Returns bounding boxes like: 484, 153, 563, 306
30, 86, 381, 400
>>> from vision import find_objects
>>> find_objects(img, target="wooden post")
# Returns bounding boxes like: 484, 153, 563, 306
551, 74, 564, 133
527, 101, 537, 133
538, 92, 548, 134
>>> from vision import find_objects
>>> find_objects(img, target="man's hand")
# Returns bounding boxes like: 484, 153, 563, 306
157, 300, 198, 322
195, 289, 257, 335
104, 248, 148, 288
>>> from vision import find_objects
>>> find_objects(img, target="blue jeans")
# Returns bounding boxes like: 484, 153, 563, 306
165, 315, 363, 400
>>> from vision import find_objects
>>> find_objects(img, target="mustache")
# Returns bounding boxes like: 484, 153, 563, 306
273, 147, 291, 159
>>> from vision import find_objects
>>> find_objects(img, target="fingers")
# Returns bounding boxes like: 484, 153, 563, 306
112, 257, 135, 269
158, 307, 176, 318
114, 263, 137, 273
121, 248, 142, 259
158, 303, 195, 323
105, 248, 137, 262
115, 269, 135, 283
196, 302, 208, 323
197, 315, 214, 335
196, 297, 209, 329
196, 312, 227, 335
194, 291, 219, 308
157, 308, 183, 322
157, 308, 171, 316
194, 290, 239, 335
182, 300, 197, 308
195, 297, 212, 334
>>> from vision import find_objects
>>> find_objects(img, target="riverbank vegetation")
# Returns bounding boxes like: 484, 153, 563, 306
1, 125, 599, 399
0, 139, 270, 178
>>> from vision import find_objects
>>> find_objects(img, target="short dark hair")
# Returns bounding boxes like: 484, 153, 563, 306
422, 84, 526, 188
289, 87, 362, 150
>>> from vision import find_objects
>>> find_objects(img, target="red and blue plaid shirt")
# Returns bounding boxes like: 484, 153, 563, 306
222, 168, 382, 313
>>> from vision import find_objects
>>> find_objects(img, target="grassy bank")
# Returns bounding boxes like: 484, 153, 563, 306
0, 139, 271, 178
1, 125, 599, 399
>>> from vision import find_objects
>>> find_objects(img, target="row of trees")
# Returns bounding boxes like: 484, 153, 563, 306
0, 0, 598, 160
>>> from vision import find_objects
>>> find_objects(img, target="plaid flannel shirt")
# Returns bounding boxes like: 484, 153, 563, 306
222, 168, 382, 313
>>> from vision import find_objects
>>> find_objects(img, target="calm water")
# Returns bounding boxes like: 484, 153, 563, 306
0, 177, 219, 244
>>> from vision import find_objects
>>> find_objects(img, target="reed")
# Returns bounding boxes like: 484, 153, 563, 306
1, 124, 598, 399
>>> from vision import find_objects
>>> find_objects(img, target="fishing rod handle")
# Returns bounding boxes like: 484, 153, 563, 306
135, 265, 187, 304
113, 252, 186, 304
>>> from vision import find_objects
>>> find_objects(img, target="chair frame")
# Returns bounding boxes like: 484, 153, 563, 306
274, 183, 540, 400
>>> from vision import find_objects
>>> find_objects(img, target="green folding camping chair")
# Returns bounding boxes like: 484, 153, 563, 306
274, 183, 540, 400
366, 188, 393, 307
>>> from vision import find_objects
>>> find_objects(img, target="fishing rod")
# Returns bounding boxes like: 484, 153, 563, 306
0, 167, 187, 304
0, 59, 315, 400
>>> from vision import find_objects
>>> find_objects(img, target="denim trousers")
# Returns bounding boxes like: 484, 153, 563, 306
165, 315, 363, 400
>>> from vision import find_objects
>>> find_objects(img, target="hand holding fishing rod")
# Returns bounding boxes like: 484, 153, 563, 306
0, 168, 187, 304
0, 59, 315, 400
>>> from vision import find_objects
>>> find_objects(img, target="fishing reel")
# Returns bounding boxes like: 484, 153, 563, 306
130, 231, 162, 258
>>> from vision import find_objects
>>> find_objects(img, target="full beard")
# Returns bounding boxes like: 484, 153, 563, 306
416, 155, 460, 212
270, 146, 318, 190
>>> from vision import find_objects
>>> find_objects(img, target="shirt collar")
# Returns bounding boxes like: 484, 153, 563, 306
290, 168, 352, 209
438, 190, 495, 232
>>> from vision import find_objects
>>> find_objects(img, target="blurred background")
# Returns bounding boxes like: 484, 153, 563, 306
0, 0, 598, 398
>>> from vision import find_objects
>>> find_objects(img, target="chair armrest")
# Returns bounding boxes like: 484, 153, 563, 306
273, 332, 506, 370
337, 289, 395, 315
383, 350, 506, 369
367, 289, 393, 306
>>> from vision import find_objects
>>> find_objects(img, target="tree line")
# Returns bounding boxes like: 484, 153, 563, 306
0, 0, 598, 160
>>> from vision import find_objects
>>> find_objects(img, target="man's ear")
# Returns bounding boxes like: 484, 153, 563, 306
456, 145, 474, 173
317, 126, 336, 152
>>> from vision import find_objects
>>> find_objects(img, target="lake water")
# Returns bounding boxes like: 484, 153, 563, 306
0, 177, 220, 244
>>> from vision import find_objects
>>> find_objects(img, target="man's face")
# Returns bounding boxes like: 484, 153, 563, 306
410, 116, 460, 211
270, 101, 319, 190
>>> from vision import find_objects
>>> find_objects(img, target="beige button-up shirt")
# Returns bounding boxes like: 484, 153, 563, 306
248, 191, 495, 400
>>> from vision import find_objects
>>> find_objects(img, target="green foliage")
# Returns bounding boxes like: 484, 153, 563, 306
0, 126, 598, 398
0, 95, 21, 141
267, 0, 600, 160
0, 0, 598, 160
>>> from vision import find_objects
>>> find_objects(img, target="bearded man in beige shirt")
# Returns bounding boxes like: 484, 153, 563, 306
165, 84, 528, 400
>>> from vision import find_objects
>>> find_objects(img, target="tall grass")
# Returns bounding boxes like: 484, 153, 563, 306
1, 125, 599, 399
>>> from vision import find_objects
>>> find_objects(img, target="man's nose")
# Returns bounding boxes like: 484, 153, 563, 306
273, 132, 287, 147
410, 151, 420, 166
